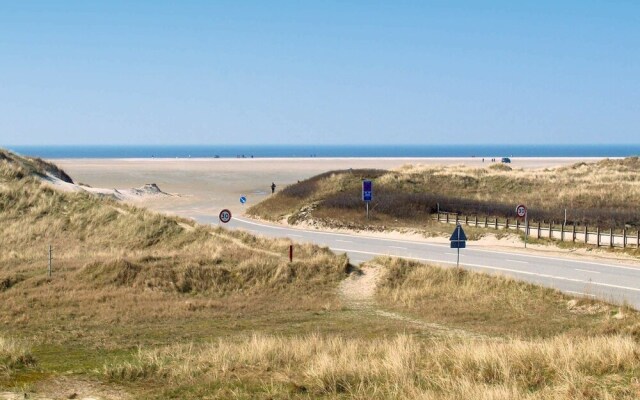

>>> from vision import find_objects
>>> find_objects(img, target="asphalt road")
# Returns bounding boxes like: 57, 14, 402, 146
197, 214, 640, 308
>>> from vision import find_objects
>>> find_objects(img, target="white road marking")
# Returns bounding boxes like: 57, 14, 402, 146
330, 248, 640, 293
565, 290, 596, 298
233, 217, 640, 272
389, 246, 408, 250
444, 252, 458, 256
335, 239, 353, 243
507, 259, 529, 264
288, 234, 303, 237
575, 268, 601, 274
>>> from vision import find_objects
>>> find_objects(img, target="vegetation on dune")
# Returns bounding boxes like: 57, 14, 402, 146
4, 149, 640, 398
0, 336, 35, 377
0, 150, 349, 391
103, 333, 640, 399
248, 158, 640, 230
374, 257, 640, 339
0, 148, 73, 183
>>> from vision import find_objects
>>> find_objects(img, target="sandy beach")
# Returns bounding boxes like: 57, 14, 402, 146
52, 157, 607, 221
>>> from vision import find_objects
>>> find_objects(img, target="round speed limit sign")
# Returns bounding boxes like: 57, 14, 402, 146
515, 204, 527, 218
219, 209, 232, 223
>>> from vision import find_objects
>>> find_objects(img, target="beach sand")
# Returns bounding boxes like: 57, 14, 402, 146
52, 157, 605, 219
49, 156, 640, 264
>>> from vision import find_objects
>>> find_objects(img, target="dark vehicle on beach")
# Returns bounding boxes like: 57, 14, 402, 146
501, 157, 511, 163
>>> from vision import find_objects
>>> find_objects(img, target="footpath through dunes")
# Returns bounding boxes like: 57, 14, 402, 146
3, 148, 640, 398
247, 158, 640, 237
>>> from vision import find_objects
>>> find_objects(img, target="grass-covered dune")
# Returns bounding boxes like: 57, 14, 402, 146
248, 158, 640, 231
99, 258, 640, 399
0, 150, 349, 394
4, 149, 640, 399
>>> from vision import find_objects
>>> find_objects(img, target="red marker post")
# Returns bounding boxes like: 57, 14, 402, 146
516, 204, 528, 248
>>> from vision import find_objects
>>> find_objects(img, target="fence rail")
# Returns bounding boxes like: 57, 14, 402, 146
436, 213, 640, 249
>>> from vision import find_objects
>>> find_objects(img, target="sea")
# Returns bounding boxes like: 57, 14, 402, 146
6, 145, 640, 159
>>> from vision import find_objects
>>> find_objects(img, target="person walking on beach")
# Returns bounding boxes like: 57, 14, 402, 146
271, 182, 276, 194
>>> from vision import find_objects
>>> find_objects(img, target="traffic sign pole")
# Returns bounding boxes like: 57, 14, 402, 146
362, 180, 372, 220
457, 224, 460, 267
524, 212, 528, 248
516, 204, 528, 248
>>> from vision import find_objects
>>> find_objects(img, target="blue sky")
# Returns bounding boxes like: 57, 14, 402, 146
1, 1, 638, 145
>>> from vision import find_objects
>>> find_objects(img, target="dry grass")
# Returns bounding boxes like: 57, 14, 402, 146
5, 149, 640, 398
249, 158, 640, 231
374, 257, 640, 339
0, 336, 35, 377
103, 333, 640, 399
0, 150, 349, 370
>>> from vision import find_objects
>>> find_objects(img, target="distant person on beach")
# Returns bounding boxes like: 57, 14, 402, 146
271, 182, 276, 194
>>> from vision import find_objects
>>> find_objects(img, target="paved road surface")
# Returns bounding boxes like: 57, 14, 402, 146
196, 214, 640, 308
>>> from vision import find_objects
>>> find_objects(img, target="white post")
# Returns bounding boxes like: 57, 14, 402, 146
366, 202, 369, 219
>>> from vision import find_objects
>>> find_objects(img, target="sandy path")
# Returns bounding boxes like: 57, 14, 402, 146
0, 376, 129, 400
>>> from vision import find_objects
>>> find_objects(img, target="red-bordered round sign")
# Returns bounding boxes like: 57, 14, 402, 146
219, 209, 232, 223
515, 204, 527, 217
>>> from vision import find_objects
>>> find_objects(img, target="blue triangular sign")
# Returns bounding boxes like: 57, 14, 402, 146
449, 225, 467, 241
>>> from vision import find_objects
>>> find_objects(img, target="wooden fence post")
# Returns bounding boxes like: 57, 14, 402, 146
572, 223, 576, 242
561, 223, 565, 241
446, 213, 449, 223
596, 227, 600, 247
506, 218, 509, 229
465, 215, 468, 225
610, 228, 614, 248
455, 214, 459, 224
537, 221, 541, 239
437, 212, 440, 222
516, 219, 520, 231
485, 216, 488, 228
475, 215, 478, 227
585, 225, 588, 244
623, 228, 627, 248
495, 218, 498, 229
549, 221, 553, 239
637, 230, 640, 248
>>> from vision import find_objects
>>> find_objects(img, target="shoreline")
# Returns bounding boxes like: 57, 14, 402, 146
50, 156, 614, 162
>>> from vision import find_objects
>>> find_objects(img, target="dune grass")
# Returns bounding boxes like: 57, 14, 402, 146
102, 333, 640, 399
0, 336, 35, 377
373, 257, 640, 339
248, 158, 640, 232
4, 149, 640, 398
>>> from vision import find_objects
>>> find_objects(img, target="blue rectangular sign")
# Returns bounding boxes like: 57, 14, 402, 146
362, 180, 372, 202
450, 241, 466, 249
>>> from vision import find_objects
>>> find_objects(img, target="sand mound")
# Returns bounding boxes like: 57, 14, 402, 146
127, 183, 170, 197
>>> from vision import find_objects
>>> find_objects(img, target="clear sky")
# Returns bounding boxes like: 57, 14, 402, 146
1, 1, 638, 146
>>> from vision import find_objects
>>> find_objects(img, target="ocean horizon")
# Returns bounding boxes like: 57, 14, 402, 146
6, 144, 640, 159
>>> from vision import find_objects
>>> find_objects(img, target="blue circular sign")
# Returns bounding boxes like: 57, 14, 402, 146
240, 196, 247, 204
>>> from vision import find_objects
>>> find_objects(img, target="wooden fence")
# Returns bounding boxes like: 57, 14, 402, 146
436, 212, 640, 249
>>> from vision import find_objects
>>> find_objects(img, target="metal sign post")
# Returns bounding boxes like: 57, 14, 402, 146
449, 224, 467, 267
362, 180, 372, 219
516, 204, 528, 248
457, 227, 460, 267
